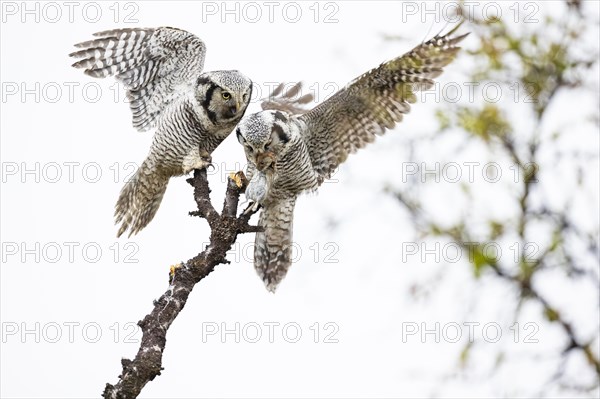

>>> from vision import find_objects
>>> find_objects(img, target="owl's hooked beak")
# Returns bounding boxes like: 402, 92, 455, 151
226, 100, 241, 118
227, 105, 238, 118
256, 151, 275, 172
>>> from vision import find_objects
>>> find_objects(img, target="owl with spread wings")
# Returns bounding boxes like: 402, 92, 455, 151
71, 27, 252, 237
236, 26, 469, 291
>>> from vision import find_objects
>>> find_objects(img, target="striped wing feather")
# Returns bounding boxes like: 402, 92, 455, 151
299, 25, 468, 182
70, 27, 206, 131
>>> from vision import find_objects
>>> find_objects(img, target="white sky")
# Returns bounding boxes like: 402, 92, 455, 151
1, 1, 599, 398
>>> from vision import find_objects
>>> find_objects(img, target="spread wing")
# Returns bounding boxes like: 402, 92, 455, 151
298, 24, 468, 181
70, 27, 206, 131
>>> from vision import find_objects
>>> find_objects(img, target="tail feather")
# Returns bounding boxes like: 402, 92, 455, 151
114, 161, 169, 237
254, 197, 297, 292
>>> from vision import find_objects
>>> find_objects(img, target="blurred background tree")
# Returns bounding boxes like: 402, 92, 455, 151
385, 0, 599, 395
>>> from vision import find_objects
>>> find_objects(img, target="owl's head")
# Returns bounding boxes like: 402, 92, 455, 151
236, 110, 292, 172
197, 70, 252, 124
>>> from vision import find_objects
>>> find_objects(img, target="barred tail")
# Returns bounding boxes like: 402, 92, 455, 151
114, 161, 169, 238
254, 197, 297, 292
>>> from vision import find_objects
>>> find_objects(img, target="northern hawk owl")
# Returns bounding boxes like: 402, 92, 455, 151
236, 26, 469, 291
71, 27, 252, 237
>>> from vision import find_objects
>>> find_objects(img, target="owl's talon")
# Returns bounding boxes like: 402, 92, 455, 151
182, 149, 213, 174
243, 202, 261, 215
199, 149, 212, 165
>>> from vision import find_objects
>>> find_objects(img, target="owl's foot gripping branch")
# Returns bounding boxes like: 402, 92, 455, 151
102, 168, 261, 399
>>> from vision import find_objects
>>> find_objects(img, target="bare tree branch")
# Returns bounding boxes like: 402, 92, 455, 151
102, 169, 259, 399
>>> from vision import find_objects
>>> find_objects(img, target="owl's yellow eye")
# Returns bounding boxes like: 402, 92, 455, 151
222, 92, 231, 100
